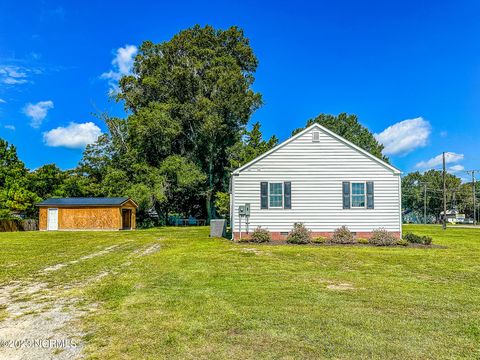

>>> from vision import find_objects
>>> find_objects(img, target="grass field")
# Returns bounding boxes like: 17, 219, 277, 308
0, 225, 479, 359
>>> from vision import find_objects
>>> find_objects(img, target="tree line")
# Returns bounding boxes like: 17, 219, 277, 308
402, 170, 478, 223
1, 25, 474, 225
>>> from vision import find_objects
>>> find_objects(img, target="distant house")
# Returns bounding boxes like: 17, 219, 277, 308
440, 209, 465, 224
37, 197, 138, 231
230, 123, 402, 240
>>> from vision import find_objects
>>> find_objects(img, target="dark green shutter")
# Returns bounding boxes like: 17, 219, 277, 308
342, 181, 350, 209
284, 182, 291, 209
260, 182, 268, 209
367, 181, 374, 209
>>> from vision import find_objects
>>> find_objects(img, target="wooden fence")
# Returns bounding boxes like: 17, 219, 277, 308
0, 219, 38, 232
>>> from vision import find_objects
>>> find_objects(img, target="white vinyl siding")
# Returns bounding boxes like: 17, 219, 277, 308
231, 125, 401, 234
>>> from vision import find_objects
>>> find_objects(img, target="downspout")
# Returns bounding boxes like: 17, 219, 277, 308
398, 174, 403, 239
230, 172, 236, 240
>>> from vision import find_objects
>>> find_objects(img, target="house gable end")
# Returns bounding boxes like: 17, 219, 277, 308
233, 124, 400, 175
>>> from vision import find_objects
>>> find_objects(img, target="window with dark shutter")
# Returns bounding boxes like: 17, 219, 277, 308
284, 182, 291, 209
367, 181, 374, 209
342, 181, 350, 209
260, 182, 268, 209
351, 183, 366, 207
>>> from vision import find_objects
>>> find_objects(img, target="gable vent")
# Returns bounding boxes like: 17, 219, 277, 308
312, 131, 320, 142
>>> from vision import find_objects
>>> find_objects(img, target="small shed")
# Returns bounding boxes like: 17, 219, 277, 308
37, 197, 138, 231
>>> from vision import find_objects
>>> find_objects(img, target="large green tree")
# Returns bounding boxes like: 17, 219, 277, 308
117, 25, 262, 220
0, 139, 39, 217
0, 139, 27, 188
28, 164, 66, 199
293, 113, 388, 162
215, 122, 278, 220
158, 155, 206, 223
228, 121, 278, 171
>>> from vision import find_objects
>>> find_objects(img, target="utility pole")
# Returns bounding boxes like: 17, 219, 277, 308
473, 172, 476, 226
465, 170, 478, 226
424, 183, 427, 225
442, 152, 447, 230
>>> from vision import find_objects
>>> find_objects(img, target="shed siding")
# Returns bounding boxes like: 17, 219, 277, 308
39, 207, 121, 230
59, 207, 121, 230
232, 126, 401, 235
39, 207, 47, 230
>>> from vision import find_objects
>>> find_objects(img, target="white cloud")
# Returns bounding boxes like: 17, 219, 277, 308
43, 122, 102, 148
374, 117, 431, 156
448, 164, 464, 173
416, 152, 464, 169
3, 77, 28, 85
0, 66, 29, 85
4, 125, 15, 130
23, 100, 54, 128
100, 44, 137, 92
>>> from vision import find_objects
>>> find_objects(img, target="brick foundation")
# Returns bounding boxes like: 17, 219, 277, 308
233, 231, 401, 241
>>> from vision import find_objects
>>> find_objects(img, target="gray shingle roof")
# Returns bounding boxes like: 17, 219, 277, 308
36, 197, 132, 207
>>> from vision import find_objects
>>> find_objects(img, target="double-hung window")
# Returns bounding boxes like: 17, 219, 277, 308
269, 182, 283, 208
343, 181, 374, 209
351, 182, 366, 208
261, 182, 291, 209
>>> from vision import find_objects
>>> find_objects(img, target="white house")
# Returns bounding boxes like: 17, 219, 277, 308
230, 123, 402, 240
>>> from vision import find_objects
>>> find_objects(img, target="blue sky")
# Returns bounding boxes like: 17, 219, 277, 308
0, 1, 479, 179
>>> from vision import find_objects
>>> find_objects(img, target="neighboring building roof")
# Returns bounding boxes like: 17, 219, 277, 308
440, 209, 463, 216
232, 123, 401, 175
36, 197, 137, 207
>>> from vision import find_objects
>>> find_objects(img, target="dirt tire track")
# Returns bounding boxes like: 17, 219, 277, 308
0, 241, 162, 359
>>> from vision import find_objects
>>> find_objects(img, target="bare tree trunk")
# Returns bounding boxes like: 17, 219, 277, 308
206, 193, 212, 224
206, 153, 214, 223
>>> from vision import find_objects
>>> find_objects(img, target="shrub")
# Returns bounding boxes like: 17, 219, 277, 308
397, 239, 408, 246
331, 226, 355, 244
287, 223, 312, 244
404, 232, 423, 244
312, 236, 327, 244
369, 228, 397, 246
137, 218, 156, 229
250, 227, 271, 243
357, 237, 369, 245
214, 191, 230, 219
404, 232, 433, 245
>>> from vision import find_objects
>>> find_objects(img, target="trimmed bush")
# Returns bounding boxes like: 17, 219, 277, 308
397, 239, 408, 246
250, 227, 271, 243
312, 236, 327, 244
404, 232, 433, 245
331, 226, 355, 244
369, 228, 397, 246
357, 237, 369, 245
404, 232, 423, 244
423, 236, 432, 245
287, 223, 312, 244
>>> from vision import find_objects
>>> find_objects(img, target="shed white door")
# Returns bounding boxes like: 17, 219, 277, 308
47, 208, 58, 230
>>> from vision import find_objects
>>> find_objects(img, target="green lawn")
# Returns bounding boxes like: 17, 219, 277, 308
0, 225, 479, 359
